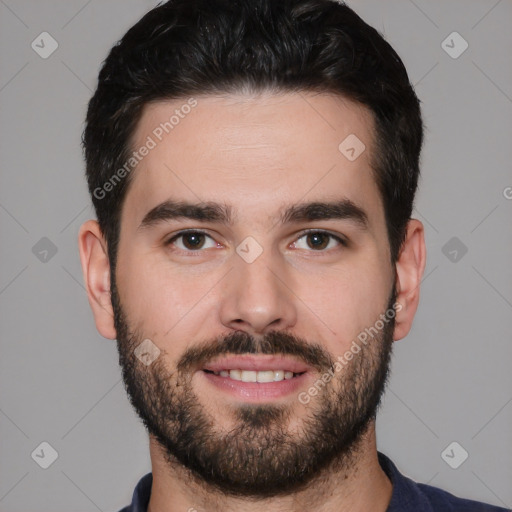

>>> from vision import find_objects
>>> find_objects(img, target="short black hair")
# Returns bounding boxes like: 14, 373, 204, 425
83, 0, 423, 272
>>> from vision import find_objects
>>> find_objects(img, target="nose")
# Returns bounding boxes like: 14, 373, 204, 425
218, 247, 298, 336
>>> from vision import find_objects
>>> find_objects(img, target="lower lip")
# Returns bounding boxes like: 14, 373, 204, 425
200, 370, 310, 402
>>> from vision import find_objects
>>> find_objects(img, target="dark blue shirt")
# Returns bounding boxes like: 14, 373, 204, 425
118, 452, 509, 511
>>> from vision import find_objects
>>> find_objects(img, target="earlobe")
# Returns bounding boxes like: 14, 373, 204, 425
78, 220, 117, 340
393, 219, 426, 341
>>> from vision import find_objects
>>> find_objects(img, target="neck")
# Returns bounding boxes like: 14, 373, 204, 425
146, 422, 392, 512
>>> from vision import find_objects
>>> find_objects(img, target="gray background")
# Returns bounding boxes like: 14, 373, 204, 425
1, 0, 511, 511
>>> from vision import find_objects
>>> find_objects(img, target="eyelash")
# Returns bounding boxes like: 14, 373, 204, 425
164, 229, 347, 255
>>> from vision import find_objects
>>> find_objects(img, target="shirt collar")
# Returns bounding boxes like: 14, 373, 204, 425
125, 452, 433, 512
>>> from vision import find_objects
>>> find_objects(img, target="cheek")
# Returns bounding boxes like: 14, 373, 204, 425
115, 249, 220, 337
115, 248, 172, 327
297, 261, 390, 351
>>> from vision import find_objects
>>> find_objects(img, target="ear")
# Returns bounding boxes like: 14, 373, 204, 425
393, 219, 426, 341
78, 220, 116, 340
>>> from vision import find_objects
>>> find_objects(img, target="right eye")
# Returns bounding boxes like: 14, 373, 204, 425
164, 230, 220, 253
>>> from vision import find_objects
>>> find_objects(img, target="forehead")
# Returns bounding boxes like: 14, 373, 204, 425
123, 91, 384, 232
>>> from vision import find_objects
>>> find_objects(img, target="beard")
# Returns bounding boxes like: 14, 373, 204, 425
111, 277, 396, 498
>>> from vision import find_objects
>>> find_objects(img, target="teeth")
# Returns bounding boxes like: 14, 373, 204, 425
241, 370, 257, 382
230, 369, 242, 380
257, 370, 277, 383
212, 369, 301, 382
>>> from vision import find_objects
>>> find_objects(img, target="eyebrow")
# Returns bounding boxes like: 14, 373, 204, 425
137, 198, 369, 231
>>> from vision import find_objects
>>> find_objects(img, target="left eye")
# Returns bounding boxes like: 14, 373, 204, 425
292, 231, 345, 251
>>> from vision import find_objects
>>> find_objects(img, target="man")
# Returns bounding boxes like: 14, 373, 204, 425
78, 1, 508, 511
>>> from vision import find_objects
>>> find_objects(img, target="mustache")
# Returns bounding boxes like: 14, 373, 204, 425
177, 330, 335, 374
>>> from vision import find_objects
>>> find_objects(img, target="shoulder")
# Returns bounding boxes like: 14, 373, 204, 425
378, 452, 509, 512
415, 480, 510, 512
116, 472, 153, 512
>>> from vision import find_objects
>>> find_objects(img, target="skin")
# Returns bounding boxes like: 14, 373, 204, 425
78, 91, 426, 512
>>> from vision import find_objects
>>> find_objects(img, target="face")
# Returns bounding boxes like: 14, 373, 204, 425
111, 92, 397, 496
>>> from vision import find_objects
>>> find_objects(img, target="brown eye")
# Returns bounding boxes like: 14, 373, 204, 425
165, 231, 217, 252
293, 231, 346, 251
305, 232, 330, 250
180, 232, 206, 250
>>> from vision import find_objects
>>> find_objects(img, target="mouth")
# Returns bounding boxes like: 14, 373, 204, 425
199, 354, 313, 402
203, 368, 306, 382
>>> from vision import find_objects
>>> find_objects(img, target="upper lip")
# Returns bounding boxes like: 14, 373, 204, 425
202, 355, 312, 373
